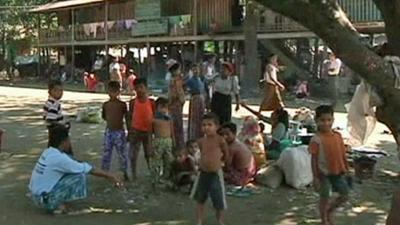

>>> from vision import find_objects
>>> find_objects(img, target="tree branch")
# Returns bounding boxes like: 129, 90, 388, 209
373, 0, 400, 56
256, 0, 395, 89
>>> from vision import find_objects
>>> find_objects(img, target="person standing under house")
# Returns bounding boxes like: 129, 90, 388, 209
202, 54, 217, 110
127, 78, 156, 180
325, 53, 342, 105
125, 69, 137, 96
168, 62, 186, 154
259, 54, 285, 112
109, 57, 122, 88
101, 81, 129, 181
186, 64, 206, 140
211, 62, 240, 125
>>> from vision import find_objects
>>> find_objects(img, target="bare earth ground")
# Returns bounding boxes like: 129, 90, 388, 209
0, 85, 399, 225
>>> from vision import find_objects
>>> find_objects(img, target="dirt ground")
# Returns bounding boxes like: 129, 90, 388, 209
0, 85, 399, 225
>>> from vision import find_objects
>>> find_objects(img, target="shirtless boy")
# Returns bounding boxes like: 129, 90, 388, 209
191, 113, 230, 225
150, 97, 174, 187
219, 122, 256, 186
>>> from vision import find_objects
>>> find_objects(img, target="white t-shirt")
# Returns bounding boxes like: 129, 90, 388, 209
109, 62, 121, 74
29, 147, 93, 195
213, 76, 240, 96
264, 64, 279, 84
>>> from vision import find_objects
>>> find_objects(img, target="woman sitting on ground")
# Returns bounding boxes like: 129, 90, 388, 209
266, 108, 289, 160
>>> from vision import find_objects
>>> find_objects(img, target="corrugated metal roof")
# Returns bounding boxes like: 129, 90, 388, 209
30, 0, 105, 13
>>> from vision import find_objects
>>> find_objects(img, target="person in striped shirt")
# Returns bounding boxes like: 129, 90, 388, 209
43, 80, 68, 129
44, 80, 71, 154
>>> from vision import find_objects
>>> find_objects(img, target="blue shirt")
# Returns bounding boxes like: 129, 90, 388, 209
186, 76, 205, 95
29, 147, 93, 195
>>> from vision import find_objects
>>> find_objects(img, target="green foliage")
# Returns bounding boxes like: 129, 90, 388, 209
0, 0, 50, 41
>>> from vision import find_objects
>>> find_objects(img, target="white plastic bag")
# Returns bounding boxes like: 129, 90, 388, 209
75, 106, 102, 124
276, 146, 313, 189
345, 81, 376, 147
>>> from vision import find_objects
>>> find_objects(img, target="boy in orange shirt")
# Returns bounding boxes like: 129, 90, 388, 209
309, 105, 349, 225
127, 78, 155, 180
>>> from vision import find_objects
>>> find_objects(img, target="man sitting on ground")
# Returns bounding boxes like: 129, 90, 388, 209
29, 125, 122, 214
219, 122, 256, 186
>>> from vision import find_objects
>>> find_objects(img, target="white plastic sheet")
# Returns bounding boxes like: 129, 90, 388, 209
345, 81, 376, 147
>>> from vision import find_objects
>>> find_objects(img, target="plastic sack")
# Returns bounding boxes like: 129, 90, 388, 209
76, 106, 102, 124
276, 145, 313, 189
255, 165, 283, 189
345, 81, 376, 147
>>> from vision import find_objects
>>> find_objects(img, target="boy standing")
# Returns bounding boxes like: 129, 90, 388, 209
191, 113, 230, 225
101, 81, 129, 180
43, 80, 68, 129
127, 78, 155, 180
150, 97, 174, 188
309, 105, 349, 225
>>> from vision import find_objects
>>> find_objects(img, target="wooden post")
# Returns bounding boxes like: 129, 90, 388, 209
243, 0, 260, 95
193, 0, 198, 63
147, 42, 151, 79
37, 14, 41, 78
71, 9, 75, 42
71, 9, 76, 79
105, 1, 109, 63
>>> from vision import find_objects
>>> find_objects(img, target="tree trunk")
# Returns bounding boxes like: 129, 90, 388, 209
243, 1, 260, 96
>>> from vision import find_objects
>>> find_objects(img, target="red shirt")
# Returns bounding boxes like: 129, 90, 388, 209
85, 75, 97, 92
132, 98, 154, 132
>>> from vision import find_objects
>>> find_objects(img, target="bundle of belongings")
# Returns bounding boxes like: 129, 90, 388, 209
76, 106, 102, 124
292, 107, 316, 133
255, 145, 313, 189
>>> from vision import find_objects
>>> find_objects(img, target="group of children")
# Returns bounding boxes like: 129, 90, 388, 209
43, 78, 350, 225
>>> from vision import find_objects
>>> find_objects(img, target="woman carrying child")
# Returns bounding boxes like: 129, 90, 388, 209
168, 62, 186, 154
186, 64, 206, 140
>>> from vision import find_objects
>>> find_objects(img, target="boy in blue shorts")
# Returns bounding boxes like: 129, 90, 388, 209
309, 105, 349, 225
190, 113, 230, 225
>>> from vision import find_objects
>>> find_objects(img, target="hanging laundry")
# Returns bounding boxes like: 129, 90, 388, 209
83, 24, 91, 36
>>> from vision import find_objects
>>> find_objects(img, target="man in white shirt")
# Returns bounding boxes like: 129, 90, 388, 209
325, 53, 342, 104
29, 125, 122, 213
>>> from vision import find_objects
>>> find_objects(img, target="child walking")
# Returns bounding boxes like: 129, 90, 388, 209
101, 81, 129, 180
309, 105, 349, 225
150, 97, 174, 188
127, 78, 156, 180
190, 113, 230, 225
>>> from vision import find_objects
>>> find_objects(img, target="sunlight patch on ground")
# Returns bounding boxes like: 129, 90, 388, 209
132, 221, 187, 225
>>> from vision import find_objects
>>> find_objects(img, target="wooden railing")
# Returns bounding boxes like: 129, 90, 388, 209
39, 26, 72, 44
